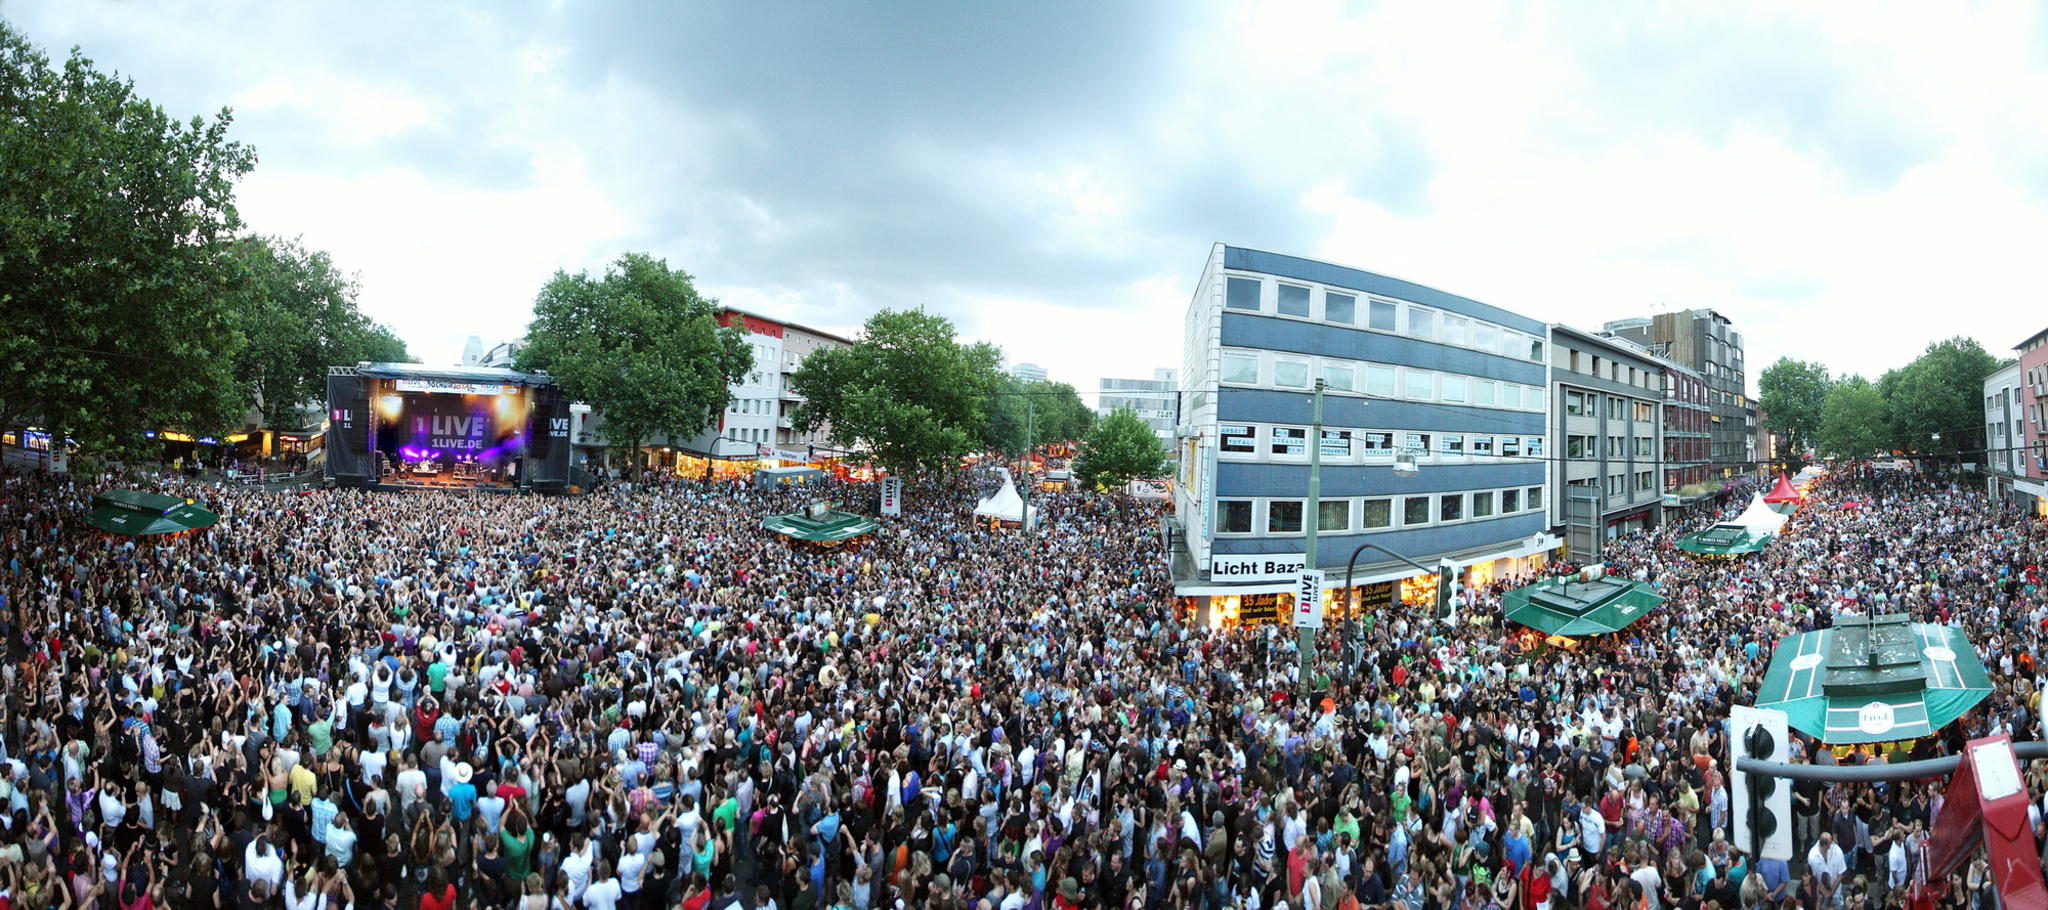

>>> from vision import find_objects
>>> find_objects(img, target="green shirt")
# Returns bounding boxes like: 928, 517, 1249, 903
502, 828, 535, 880
427, 661, 452, 693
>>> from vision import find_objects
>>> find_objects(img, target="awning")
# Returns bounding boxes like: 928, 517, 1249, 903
1757, 614, 1992, 744
85, 490, 220, 536
1501, 575, 1665, 637
1676, 523, 1773, 556
762, 509, 879, 543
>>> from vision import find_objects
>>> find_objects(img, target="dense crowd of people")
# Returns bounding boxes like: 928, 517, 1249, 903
0, 459, 2037, 910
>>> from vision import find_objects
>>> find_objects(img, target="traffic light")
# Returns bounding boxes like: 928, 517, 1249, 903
1729, 705, 1793, 860
1434, 561, 1460, 623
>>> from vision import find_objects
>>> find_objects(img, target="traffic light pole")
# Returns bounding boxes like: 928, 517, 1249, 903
1339, 542, 1449, 680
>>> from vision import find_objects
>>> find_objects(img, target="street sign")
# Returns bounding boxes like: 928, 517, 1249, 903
1294, 569, 1325, 629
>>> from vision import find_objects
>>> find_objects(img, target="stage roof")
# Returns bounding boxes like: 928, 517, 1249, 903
350, 362, 555, 387
763, 509, 879, 543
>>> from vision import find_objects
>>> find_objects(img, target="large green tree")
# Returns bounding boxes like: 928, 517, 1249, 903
515, 253, 752, 465
1816, 375, 1887, 460
984, 377, 1093, 455
1074, 407, 1169, 491
1757, 357, 1830, 466
230, 236, 410, 427
790, 307, 1003, 479
1879, 337, 2002, 458
0, 23, 256, 452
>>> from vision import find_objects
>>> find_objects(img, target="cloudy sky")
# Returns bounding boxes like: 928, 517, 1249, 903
9, 1, 2047, 401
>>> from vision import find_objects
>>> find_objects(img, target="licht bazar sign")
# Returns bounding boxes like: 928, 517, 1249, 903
1210, 553, 1306, 582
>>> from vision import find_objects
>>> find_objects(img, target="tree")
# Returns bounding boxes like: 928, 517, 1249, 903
1880, 337, 2001, 459
1816, 375, 1887, 460
515, 253, 751, 466
229, 236, 412, 427
983, 378, 1093, 455
790, 307, 1003, 479
1757, 358, 1830, 467
1074, 407, 1169, 492
0, 23, 256, 453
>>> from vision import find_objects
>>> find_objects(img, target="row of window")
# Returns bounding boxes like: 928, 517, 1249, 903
1562, 390, 1657, 422
1223, 273, 1546, 364
1558, 349, 1660, 393
1216, 486, 1547, 536
1219, 423, 1547, 462
1562, 435, 1657, 459
730, 398, 781, 416
1219, 349, 1547, 412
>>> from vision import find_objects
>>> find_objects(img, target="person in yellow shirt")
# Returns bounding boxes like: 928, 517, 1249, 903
289, 757, 318, 804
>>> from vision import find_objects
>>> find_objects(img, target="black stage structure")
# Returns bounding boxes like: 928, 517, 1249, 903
325, 363, 571, 494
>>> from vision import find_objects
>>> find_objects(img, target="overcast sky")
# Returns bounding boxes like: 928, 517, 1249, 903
10, 1, 2047, 401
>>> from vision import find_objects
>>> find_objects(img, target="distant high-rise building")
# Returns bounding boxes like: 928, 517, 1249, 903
461, 336, 485, 366
1098, 368, 1178, 441
1603, 310, 1756, 482
1011, 362, 1049, 383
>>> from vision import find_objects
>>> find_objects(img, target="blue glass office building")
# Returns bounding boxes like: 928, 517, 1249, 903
1172, 245, 1562, 622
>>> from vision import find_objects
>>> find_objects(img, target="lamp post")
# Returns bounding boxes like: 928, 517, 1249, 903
1300, 378, 1324, 696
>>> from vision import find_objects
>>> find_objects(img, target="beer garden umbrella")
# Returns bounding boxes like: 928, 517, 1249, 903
1756, 613, 1993, 745
84, 490, 219, 536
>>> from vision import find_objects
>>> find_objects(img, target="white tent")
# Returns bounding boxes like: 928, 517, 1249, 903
1731, 493, 1788, 534
974, 468, 1038, 527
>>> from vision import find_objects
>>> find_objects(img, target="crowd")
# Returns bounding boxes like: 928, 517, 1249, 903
0, 458, 2038, 910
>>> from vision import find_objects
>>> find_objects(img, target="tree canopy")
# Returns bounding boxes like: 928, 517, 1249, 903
984, 378, 1093, 455
515, 253, 752, 462
230, 236, 409, 428
1816, 375, 1886, 460
0, 23, 255, 452
1074, 407, 1169, 492
790, 307, 1003, 479
1879, 337, 2002, 458
1757, 357, 1830, 466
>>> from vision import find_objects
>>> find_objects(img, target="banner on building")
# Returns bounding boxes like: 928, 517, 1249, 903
879, 476, 902, 516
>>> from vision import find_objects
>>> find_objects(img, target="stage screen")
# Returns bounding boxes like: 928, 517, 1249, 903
371, 378, 530, 484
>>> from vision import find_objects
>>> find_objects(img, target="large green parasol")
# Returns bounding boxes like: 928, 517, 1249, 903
762, 505, 879, 543
85, 490, 219, 536
1756, 614, 1992, 744
1677, 524, 1772, 556
1502, 574, 1665, 637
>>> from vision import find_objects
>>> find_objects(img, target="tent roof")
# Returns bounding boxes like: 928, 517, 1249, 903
762, 510, 878, 543
1757, 615, 1992, 744
1731, 493, 1789, 533
1764, 473, 1803, 503
974, 470, 1037, 524
1677, 524, 1773, 555
86, 490, 219, 536
1502, 576, 1665, 637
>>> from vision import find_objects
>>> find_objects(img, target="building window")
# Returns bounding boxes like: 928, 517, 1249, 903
1501, 436, 1521, 457
1405, 370, 1434, 400
1473, 322, 1497, 353
1221, 354, 1259, 385
1271, 426, 1306, 456
1320, 429, 1352, 458
1471, 435, 1495, 457
1569, 350, 1581, 372
1527, 436, 1545, 458
1366, 365, 1397, 398
1220, 424, 1256, 454
1637, 470, 1654, 491
1502, 384, 1522, 409
1369, 299, 1398, 331
1226, 276, 1261, 310
1276, 284, 1311, 317
1403, 496, 1432, 526
1566, 391, 1586, 416
1441, 434, 1465, 456
1608, 474, 1623, 496
1636, 402, 1654, 421
1528, 487, 1545, 510
1471, 490, 1495, 518
1524, 388, 1543, 412
1361, 431, 1393, 457
1501, 488, 1520, 512
1438, 493, 1464, 522
1325, 292, 1356, 325
1442, 375, 1466, 403
1529, 338, 1545, 362
1443, 316, 1468, 347
1273, 359, 1309, 388
1268, 501, 1303, 534
1362, 498, 1393, 529
1567, 435, 1587, 458
1636, 438, 1653, 457
1406, 307, 1436, 340
1402, 432, 1433, 454
1322, 364, 1355, 391
1318, 500, 1349, 532
1218, 501, 1253, 534
1473, 380, 1497, 406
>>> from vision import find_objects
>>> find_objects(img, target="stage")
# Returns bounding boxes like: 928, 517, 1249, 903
326, 363, 572, 494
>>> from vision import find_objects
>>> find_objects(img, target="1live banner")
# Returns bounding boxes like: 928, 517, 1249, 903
1294, 569, 1326, 629
879, 476, 902, 516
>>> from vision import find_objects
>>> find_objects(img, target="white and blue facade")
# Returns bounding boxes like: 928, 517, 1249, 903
1173, 244, 1561, 612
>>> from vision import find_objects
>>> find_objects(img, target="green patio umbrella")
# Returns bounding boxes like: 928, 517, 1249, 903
85, 490, 219, 536
1502, 574, 1665, 637
1677, 524, 1772, 556
762, 505, 879, 544
1757, 613, 1992, 744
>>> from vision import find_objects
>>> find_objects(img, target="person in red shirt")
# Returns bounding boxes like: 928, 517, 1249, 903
418, 868, 456, 910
